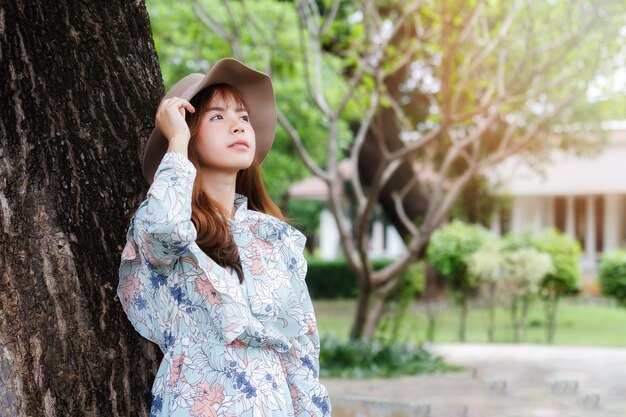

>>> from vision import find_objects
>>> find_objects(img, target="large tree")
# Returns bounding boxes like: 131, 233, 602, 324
1, 1, 162, 415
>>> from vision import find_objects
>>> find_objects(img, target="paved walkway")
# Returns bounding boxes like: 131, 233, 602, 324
322, 343, 626, 417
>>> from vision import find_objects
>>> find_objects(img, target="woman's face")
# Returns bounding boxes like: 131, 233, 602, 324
191, 93, 256, 173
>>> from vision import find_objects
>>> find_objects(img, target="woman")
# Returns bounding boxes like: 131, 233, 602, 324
118, 58, 331, 417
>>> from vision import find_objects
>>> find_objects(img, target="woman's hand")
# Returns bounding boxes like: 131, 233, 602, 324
156, 96, 195, 143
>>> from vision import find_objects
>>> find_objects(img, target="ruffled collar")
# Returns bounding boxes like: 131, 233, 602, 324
227, 193, 249, 224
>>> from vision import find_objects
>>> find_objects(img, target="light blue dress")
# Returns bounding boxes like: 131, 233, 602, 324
118, 152, 331, 417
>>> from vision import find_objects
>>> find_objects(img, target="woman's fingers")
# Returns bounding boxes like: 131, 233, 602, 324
155, 96, 196, 142
158, 97, 195, 115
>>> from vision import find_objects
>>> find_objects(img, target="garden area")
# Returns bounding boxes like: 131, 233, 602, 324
306, 220, 626, 379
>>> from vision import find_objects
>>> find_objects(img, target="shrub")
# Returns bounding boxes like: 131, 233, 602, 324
319, 336, 456, 378
599, 249, 626, 307
426, 221, 491, 291
503, 228, 581, 343
426, 220, 492, 341
533, 228, 581, 297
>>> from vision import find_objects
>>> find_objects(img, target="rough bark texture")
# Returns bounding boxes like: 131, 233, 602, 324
0, 2, 164, 415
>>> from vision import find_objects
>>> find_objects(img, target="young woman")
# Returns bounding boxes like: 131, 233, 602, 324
118, 58, 331, 417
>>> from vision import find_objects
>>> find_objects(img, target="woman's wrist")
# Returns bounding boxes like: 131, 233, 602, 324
167, 136, 190, 158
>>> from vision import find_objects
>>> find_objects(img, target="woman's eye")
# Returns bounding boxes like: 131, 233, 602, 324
241, 115, 249, 122
210, 114, 223, 120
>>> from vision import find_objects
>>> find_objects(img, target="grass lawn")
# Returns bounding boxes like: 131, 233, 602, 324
314, 296, 626, 347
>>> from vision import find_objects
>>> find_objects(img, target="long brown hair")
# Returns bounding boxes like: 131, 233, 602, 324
186, 84, 284, 283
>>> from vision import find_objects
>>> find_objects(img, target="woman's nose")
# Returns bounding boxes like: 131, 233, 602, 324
232, 120, 245, 134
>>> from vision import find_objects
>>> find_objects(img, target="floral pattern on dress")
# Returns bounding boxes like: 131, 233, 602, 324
118, 152, 331, 417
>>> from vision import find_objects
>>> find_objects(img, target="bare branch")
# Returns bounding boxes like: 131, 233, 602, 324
320, 0, 341, 37
391, 191, 419, 236
456, 0, 486, 45
350, 87, 381, 206
372, 233, 429, 286
355, 158, 403, 266
192, 1, 230, 40
295, 0, 333, 116
276, 109, 329, 181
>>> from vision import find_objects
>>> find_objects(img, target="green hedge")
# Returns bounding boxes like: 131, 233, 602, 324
305, 258, 393, 299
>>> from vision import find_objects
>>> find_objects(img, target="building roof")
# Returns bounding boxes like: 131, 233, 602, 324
287, 160, 352, 200
491, 126, 626, 196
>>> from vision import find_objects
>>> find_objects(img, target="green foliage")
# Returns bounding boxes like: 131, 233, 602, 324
468, 240, 503, 284
533, 229, 582, 297
306, 259, 394, 299
426, 220, 491, 292
319, 336, 455, 378
503, 229, 581, 296
599, 250, 626, 307
500, 248, 554, 296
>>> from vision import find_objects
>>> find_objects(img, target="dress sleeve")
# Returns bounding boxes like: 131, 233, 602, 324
132, 151, 198, 272
117, 152, 197, 350
279, 227, 332, 417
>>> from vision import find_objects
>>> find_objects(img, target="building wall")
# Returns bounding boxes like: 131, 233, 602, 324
509, 194, 626, 272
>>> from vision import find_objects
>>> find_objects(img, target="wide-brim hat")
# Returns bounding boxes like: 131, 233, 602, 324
142, 58, 277, 184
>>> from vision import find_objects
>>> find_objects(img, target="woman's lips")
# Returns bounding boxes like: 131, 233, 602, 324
228, 140, 249, 149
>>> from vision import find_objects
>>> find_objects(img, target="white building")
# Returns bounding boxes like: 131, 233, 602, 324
491, 123, 626, 271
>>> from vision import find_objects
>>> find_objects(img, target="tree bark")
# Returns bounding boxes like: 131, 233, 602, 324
349, 279, 372, 340
362, 295, 386, 341
487, 282, 496, 343
1, 2, 163, 415
458, 295, 468, 343
545, 295, 559, 344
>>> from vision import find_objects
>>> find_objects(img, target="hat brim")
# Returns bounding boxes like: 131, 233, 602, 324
142, 58, 276, 184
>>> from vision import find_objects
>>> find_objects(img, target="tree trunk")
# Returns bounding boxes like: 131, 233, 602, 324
1, 2, 163, 415
511, 296, 521, 342
424, 301, 438, 342
520, 293, 532, 343
458, 295, 468, 342
362, 295, 387, 341
349, 279, 373, 340
487, 282, 496, 343
545, 295, 559, 344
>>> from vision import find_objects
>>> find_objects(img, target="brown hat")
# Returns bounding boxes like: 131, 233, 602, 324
142, 58, 277, 184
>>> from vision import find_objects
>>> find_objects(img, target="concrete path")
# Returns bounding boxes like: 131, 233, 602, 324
322, 343, 626, 417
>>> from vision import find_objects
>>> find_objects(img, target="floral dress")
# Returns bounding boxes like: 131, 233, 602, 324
117, 152, 331, 417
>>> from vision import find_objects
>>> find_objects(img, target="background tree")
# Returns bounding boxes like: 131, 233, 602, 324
468, 240, 503, 342
599, 250, 626, 308
148, 0, 626, 340
1, 1, 162, 415
499, 247, 554, 342
504, 229, 581, 343
426, 221, 490, 342
533, 229, 581, 343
